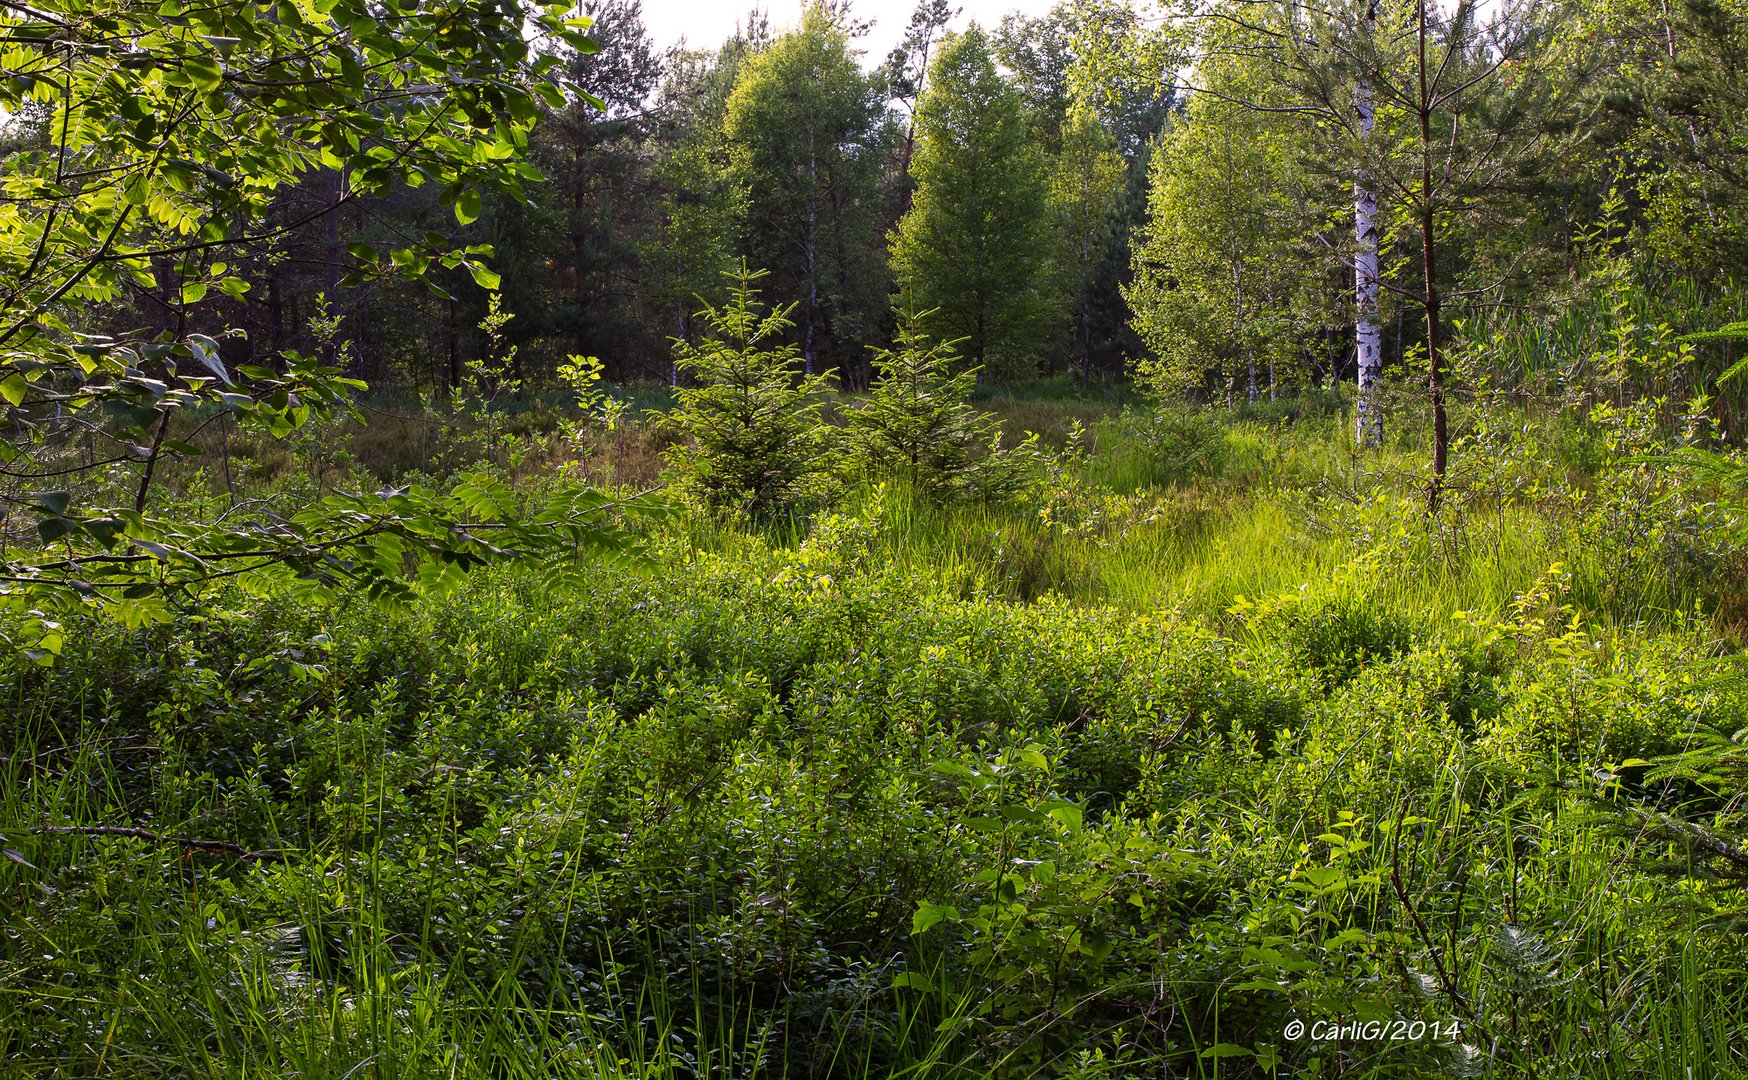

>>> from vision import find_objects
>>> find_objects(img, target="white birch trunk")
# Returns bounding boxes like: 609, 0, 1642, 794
1353, 77, 1384, 448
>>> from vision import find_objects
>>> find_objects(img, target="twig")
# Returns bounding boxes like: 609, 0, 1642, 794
26, 825, 285, 863
1629, 808, 1748, 878
1388, 799, 1481, 1025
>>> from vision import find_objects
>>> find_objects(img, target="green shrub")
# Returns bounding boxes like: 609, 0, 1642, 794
1131, 403, 1227, 484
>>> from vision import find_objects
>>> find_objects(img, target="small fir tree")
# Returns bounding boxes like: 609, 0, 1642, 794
846, 312, 1026, 500
666, 265, 837, 521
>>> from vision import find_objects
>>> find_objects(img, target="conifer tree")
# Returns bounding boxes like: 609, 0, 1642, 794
890, 27, 1058, 377
642, 42, 754, 376
846, 313, 1020, 500
666, 265, 838, 521
883, 0, 960, 216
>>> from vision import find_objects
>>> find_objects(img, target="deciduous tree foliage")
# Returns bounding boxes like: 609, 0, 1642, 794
1050, 105, 1127, 384
891, 26, 1058, 376
723, 4, 892, 379
1128, 53, 1311, 403
0, 0, 642, 650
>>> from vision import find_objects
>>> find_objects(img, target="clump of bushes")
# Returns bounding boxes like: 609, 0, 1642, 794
4, 510, 1744, 1077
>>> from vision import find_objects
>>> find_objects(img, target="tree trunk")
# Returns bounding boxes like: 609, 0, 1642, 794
1417, 0, 1448, 511
325, 168, 344, 369
1234, 257, 1255, 405
1354, 76, 1384, 448
447, 293, 460, 390
1081, 227, 1094, 387
1353, 0, 1384, 448
800, 128, 819, 376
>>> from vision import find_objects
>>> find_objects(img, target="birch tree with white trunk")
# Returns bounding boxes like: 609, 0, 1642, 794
1281, 0, 1567, 507
1352, 2, 1386, 446
1160, 0, 1570, 507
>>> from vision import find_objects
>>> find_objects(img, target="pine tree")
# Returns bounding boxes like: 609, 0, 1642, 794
531, 0, 666, 375
883, 0, 960, 217
890, 27, 1058, 377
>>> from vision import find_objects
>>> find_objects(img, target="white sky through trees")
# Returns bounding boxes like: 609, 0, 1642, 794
639, 0, 1062, 66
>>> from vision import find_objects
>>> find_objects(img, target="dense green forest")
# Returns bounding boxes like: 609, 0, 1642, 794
2, 0, 1748, 1076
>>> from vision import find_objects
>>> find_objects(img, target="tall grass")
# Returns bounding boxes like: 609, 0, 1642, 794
863, 398, 1731, 639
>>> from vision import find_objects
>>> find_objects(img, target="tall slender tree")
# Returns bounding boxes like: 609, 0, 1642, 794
1159, 0, 1570, 504
1352, 0, 1385, 447
883, 0, 960, 216
891, 26, 1058, 375
528, 0, 666, 374
724, 5, 893, 376
641, 39, 757, 379
1276, 0, 1569, 505
1050, 105, 1127, 384
1128, 52, 1311, 403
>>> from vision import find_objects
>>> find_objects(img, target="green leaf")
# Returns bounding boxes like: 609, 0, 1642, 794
31, 491, 71, 515
1044, 801, 1083, 832
36, 517, 76, 542
911, 902, 956, 936
1083, 928, 1114, 961
455, 187, 481, 225
84, 518, 126, 547
465, 261, 501, 290
183, 56, 223, 91
187, 334, 231, 383
0, 372, 25, 406
130, 538, 178, 562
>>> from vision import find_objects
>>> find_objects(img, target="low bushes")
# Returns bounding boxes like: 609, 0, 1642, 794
3, 488, 1744, 1077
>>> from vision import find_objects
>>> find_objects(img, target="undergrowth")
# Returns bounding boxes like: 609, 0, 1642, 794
3, 397, 1746, 1079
